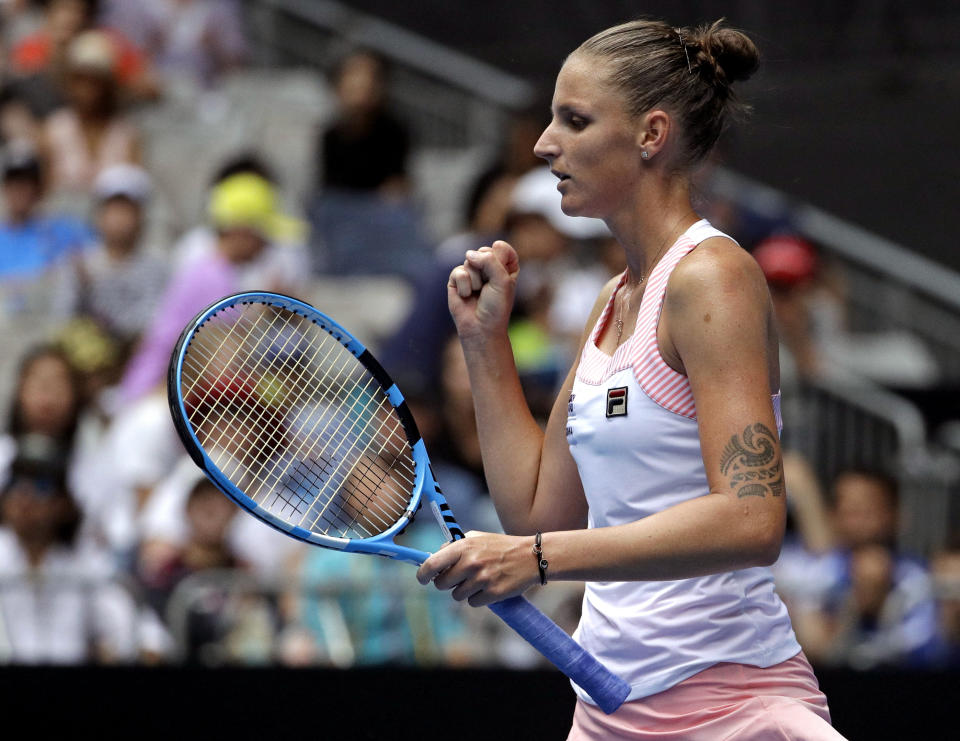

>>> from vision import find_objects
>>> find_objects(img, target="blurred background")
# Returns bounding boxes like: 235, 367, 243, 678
0, 1, 958, 737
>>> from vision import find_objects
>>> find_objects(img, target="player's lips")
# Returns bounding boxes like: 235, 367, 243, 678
552, 170, 571, 190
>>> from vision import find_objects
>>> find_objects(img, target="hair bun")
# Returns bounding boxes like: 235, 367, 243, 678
694, 20, 759, 85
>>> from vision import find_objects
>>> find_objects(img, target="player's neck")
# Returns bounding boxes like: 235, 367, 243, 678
608, 178, 695, 268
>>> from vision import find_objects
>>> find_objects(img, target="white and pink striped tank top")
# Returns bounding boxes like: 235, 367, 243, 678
567, 219, 799, 704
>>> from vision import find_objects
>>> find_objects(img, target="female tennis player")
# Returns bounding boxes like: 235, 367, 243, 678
418, 18, 847, 740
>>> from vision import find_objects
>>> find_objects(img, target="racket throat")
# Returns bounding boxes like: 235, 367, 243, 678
430, 499, 465, 542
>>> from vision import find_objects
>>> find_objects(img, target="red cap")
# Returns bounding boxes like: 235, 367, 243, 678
753, 235, 818, 287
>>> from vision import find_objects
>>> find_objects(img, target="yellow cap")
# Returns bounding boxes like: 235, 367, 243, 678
208, 173, 306, 242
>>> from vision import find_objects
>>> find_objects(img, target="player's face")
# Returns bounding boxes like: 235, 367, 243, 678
534, 54, 643, 220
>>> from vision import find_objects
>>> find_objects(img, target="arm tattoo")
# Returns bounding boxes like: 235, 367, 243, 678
719, 423, 784, 498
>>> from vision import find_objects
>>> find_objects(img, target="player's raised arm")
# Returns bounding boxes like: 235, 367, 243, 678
447, 240, 607, 535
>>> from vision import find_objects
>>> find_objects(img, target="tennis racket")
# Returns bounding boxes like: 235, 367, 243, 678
167, 290, 629, 714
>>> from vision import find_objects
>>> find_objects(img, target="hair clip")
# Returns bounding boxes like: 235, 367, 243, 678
676, 29, 693, 73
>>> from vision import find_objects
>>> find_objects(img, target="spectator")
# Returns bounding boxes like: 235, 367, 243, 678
119, 171, 305, 404
434, 165, 517, 266
137, 475, 257, 664
139, 454, 301, 588
381, 166, 518, 387
773, 468, 938, 668
0, 439, 143, 663
8, 0, 159, 113
282, 516, 474, 668
826, 542, 938, 670
55, 162, 167, 342
0, 141, 90, 317
0, 343, 124, 553
318, 49, 408, 196
412, 333, 497, 535
502, 166, 610, 418
0, 0, 44, 50
310, 49, 433, 278
754, 234, 825, 383
0, 84, 43, 147
102, 0, 247, 91
39, 28, 142, 203
171, 154, 309, 295
928, 548, 960, 668
0, 344, 83, 478
755, 232, 938, 387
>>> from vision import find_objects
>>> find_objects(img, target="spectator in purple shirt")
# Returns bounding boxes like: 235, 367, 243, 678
118, 172, 291, 403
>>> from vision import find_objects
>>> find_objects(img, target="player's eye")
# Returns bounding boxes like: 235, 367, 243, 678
566, 113, 589, 131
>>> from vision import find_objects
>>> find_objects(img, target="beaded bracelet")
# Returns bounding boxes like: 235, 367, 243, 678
533, 532, 549, 585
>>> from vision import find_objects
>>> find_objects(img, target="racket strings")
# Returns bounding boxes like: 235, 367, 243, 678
181, 303, 418, 539
188, 312, 416, 528
183, 305, 353, 487
182, 309, 294, 476
303, 394, 414, 538
185, 306, 313, 466
186, 327, 415, 538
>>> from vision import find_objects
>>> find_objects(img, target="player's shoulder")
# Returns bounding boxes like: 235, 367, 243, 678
668, 235, 766, 306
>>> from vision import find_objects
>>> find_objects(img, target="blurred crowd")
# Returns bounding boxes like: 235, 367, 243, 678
0, 0, 957, 672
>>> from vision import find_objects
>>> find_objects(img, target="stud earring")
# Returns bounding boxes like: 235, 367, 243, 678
641, 150, 650, 160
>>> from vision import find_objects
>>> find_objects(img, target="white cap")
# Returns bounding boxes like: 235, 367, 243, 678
94, 164, 153, 205
510, 166, 610, 240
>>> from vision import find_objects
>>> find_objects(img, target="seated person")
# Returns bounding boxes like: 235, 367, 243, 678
54, 163, 167, 343
119, 172, 304, 403
0, 440, 144, 663
773, 467, 937, 668
0, 142, 91, 316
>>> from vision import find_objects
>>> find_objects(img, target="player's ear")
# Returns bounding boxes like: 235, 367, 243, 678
636, 109, 671, 159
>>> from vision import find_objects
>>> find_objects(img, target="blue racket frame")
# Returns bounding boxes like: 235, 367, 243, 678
168, 291, 629, 714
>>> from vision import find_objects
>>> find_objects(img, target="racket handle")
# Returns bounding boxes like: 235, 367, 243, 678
487, 595, 629, 714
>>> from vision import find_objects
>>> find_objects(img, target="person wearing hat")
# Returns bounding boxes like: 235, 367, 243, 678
117, 172, 305, 404
54, 163, 167, 342
754, 233, 938, 387
171, 160, 310, 295
0, 141, 91, 294
9, 0, 159, 110
40, 28, 142, 198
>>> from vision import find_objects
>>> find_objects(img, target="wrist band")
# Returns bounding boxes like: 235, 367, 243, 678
533, 532, 548, 585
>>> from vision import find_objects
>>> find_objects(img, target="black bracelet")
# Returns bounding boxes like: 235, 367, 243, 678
533, 532, 548, 585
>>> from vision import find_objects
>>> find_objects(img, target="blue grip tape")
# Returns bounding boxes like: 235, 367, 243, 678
488, 595, 629, 714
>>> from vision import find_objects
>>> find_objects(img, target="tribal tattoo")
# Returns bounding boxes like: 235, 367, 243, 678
719, 422, 784, 498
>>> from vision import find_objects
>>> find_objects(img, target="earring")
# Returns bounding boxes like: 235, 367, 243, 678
641, 150, 650, 160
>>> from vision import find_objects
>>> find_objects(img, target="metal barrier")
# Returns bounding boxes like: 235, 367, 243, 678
246, 0, 535, 150
783, 373, 959, 555
163, 567, 585, 669
0, 573, 156, 664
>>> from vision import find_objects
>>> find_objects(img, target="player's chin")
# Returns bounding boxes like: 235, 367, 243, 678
559, 193, 600, 220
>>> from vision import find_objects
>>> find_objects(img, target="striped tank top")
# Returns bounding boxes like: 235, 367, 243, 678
566, 219, 800, 703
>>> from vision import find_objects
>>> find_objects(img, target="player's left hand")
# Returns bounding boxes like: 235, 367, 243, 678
417, 531, 540, 607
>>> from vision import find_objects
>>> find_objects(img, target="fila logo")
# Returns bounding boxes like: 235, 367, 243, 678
606, 386, 628, 417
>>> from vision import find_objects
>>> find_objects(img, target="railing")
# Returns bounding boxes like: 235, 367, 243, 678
245, 0, 535, 150
783, 373, 956, 555
163, 568, 583, 668
0, 574, 152, 664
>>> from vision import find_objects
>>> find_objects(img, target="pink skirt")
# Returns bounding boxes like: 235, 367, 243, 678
568, 652, 847, 740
